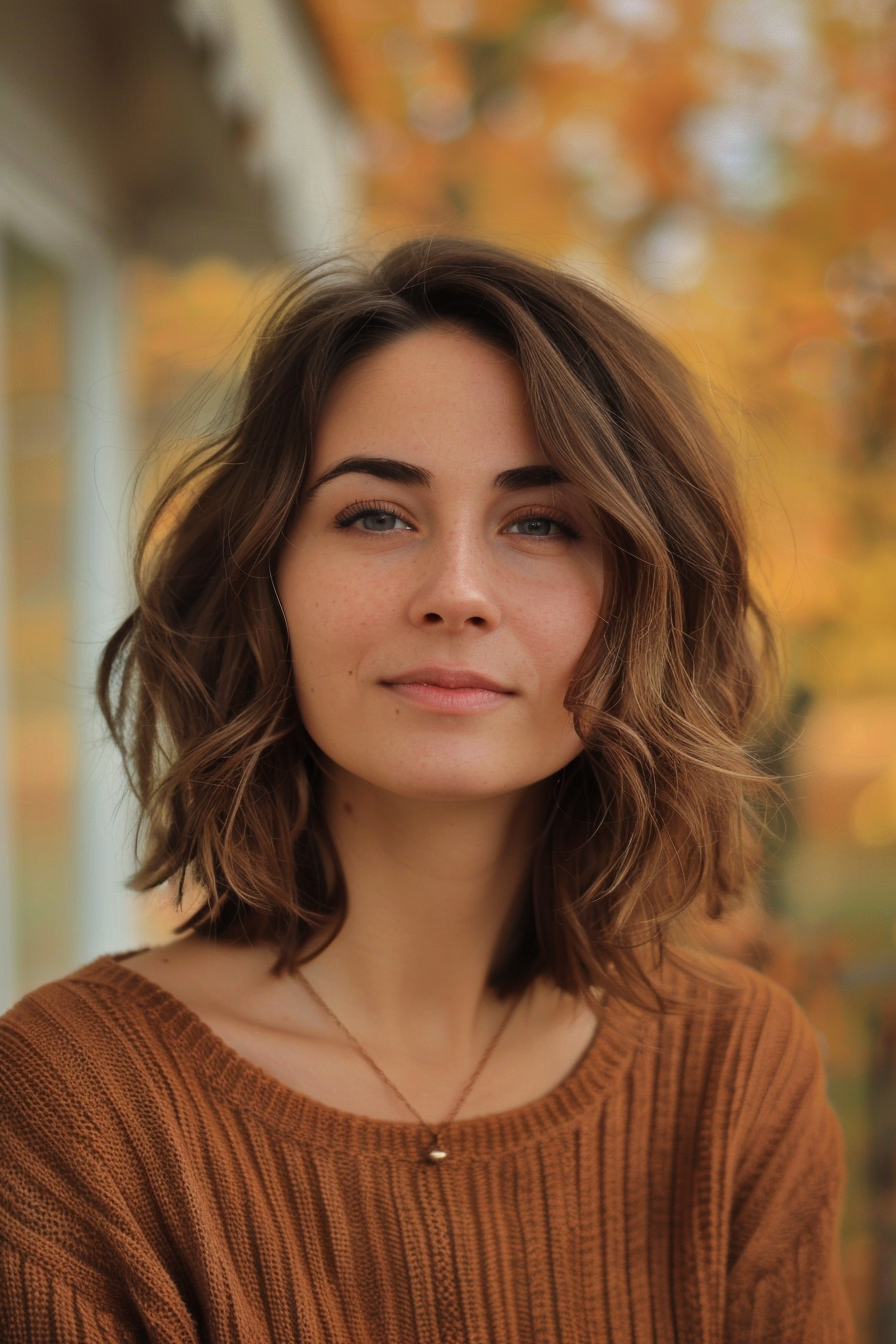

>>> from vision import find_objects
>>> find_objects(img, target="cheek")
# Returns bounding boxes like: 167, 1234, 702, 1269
516, 572, 604, 692
279, 552, 399, 722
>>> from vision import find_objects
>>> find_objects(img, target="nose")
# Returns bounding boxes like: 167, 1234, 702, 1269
407, 525, 501, 632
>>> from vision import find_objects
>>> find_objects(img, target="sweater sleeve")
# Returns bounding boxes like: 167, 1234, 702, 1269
0, 1243, 145, 1344
0, 989, 202, 1344
724, 980, 854, 1344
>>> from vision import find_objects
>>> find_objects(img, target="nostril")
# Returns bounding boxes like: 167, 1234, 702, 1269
423, 612, 442, 624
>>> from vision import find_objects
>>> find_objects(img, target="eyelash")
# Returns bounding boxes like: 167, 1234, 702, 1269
334, 499, 412, 530
333, 499, 581, 540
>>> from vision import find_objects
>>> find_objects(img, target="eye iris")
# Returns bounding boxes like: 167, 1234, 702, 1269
362, 512, 398, 531
520, 518, 554, 535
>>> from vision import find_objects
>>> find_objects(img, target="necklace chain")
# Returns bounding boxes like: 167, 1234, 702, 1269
294, 967, 521, 1163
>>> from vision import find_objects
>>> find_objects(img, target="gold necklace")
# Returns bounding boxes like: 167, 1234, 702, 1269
294, 968, 521, 1164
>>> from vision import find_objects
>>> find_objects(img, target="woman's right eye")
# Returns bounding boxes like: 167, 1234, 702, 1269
358, 510, 412, 532
335, 503, 415, 532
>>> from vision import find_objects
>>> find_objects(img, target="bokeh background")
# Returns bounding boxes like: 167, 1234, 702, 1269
1, 0, 894, 1336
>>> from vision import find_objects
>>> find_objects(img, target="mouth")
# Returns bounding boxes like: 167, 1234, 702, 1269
384, 666, 512, 692
380, 666, 514, 713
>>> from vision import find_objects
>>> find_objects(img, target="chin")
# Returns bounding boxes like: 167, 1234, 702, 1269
384, 775, 531, 803
329, 746, 565, 803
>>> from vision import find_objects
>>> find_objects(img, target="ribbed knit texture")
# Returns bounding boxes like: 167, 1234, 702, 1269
0, 952, 853, 1343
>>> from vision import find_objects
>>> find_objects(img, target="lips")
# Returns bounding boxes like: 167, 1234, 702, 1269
382, 666, 512, 693
380, 666, 514, 714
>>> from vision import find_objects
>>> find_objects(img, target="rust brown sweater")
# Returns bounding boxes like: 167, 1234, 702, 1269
0, 952, 853, 1343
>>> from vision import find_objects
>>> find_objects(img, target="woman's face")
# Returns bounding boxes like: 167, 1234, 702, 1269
277, 325, 606, 801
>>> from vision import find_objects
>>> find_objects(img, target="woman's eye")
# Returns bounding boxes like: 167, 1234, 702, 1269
359, 511, 408, 532
505, 516, 570, 538
338, 507, 414, 532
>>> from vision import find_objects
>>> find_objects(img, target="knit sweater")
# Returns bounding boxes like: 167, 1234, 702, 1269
0, 952, 853, 1344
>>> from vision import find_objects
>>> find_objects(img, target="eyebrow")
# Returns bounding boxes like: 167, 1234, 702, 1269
304, 456, 569, 499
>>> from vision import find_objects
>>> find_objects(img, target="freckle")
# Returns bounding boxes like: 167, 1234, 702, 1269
343, 802, 353, 816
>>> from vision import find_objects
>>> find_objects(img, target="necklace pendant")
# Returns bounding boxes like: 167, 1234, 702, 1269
426, 1142, 448, 1163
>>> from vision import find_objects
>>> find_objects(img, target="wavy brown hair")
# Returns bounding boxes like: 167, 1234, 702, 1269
99, 235, 776, 1014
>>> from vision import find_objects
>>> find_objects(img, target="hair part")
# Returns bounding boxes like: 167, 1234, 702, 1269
99, 235, 777, 1016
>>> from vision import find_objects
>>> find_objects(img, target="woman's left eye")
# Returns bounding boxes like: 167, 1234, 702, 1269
504, 515, 574, 538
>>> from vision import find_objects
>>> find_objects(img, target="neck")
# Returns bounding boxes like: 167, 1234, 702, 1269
303, 769, 549, 1064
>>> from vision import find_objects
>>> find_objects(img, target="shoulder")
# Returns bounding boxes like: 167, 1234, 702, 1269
0, 961, 158, 1292
657, 952, 840, 1176
0, 961, 216, 1333
664, 960, 854, 1331
0, 953, 223, 1210
2, 959, 122, 1102
1, 956, 168, 1110
651, 946, 819, 1058
3, 956, 136, 1045
0, 957, 185, 1174
624, 950, 830, 1141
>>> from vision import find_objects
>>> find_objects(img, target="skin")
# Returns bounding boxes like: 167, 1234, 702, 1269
126, 326, 607, 1125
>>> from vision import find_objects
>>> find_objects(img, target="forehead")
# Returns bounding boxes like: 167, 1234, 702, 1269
313, 326, 548, 478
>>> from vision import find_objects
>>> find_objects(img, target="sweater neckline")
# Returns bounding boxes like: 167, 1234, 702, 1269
83, 954, 645, 1162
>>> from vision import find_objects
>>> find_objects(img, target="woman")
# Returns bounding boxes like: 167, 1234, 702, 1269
0, 237, 853, 1342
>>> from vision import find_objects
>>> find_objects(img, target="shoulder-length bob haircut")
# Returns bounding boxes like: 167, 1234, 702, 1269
100, 235, 776, 1013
